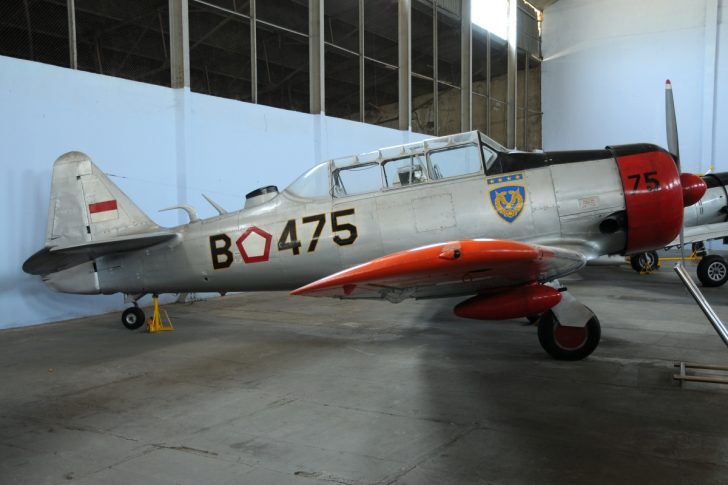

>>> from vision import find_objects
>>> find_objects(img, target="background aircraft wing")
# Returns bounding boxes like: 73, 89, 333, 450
23, 231, 179, 275
291, 239, 586, 301
667, 222, 728, 247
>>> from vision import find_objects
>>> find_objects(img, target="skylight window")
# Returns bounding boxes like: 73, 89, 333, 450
472, 0, 509, 40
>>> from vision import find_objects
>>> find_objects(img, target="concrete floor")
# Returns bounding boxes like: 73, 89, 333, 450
2, 263, 728, 484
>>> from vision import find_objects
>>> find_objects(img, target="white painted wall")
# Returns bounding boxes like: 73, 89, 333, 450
0, 55, 426, 329
542, 0, 725, 176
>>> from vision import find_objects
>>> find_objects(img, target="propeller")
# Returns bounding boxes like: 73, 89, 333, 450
664, 79, 686, 261
666, 79, 704, 206
665, 80, 680, 165
665, 79, 690, 262
665, 80, 709, 261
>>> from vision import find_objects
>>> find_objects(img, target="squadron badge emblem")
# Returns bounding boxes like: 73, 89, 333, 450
489, 184, 526, 223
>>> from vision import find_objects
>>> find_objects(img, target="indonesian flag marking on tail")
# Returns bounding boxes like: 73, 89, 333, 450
88, 200, 119, 223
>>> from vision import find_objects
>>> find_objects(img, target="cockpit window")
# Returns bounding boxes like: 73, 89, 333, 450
287, 133, 496, 199
333, 162, 381, 197
285, 162, 330, 199
428, 144, 483, 179
383, 155, 428, 188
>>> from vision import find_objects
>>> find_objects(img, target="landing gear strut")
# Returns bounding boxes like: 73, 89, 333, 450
121, 306, 145, 330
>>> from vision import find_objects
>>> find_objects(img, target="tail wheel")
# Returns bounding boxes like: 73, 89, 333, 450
537, 309, 601, 361
122, 307, 146, 330
697, 255, 728, 287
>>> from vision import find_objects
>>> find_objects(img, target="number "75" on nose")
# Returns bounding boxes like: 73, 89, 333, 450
627, 171, 661, 194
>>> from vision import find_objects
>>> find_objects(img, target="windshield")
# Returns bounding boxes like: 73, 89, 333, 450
479, 131, 507, 152
284, 162, 330, 199
479, 132, 505, 171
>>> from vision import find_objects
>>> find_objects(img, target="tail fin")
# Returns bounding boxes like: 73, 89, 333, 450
45, 151, 159, 247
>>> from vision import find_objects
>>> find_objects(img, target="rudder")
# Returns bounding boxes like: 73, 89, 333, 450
45, 151, 159, 247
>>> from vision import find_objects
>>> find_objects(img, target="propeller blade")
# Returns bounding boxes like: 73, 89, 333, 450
666, 79, 686, 261
665, 79, 680, 166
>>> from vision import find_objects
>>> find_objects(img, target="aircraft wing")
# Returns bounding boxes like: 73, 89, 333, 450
291, 239, 586, 301
667, 222, 728, 247
23, 231, 179, 275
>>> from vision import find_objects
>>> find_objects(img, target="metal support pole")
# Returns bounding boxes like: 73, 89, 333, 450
486, 32, 491, 135
251, 0, 258, 103
433, 2, 438, 135
22, 0, 34, 60
701, 0, 719, 174
358, 0, 364, 122
524, 55, 529, 149
309, 0, 324, 114
67, 0, 77, 69
169, 0, 190, 88
460, 0, 471, 132
506, 0, 518, 148
398, 0, 411, 131
674, 264, 728, 348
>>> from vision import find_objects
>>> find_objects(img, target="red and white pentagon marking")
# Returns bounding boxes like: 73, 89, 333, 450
236, 226, 272, 264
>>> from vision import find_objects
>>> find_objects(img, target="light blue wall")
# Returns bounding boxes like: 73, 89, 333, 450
0, 55, 427, 329
542, 0, 725, 176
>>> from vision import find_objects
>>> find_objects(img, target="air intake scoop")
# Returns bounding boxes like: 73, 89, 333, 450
244, 185, 278, 209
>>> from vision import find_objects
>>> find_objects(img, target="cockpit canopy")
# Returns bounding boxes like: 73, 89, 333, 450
284, 131, 504, 200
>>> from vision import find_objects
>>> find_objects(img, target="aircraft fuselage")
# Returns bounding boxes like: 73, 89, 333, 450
43, 134, 688, 299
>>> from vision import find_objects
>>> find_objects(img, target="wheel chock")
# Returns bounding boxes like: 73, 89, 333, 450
640, 260, 659, 275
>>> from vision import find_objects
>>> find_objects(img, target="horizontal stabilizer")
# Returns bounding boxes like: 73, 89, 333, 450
291, 239, 586, 301
23, 232, 178, 275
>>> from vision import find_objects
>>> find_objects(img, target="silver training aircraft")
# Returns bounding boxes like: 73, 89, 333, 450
23, 130, 707, 360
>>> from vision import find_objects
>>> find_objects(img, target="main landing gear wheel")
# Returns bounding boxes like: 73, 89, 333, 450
122, 307, 146, 330
537, 309, 601, 361
630, 251, 659, 273
697, 255, 728, 287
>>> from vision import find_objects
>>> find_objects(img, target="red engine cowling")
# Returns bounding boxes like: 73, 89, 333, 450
612, 145, 705, 254
454, 284, 562, 320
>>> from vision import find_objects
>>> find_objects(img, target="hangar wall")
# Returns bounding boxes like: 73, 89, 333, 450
0, 55, 426, 329
541, 0, 725, 176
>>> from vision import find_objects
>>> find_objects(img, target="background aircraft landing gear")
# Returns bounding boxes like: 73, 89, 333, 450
121, 306, 145, 330
697, 255, 728, 287
537, 310, 601, 360
630, 251, 659, 273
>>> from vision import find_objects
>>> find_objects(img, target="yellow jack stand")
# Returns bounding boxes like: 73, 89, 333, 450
147, 295, 174, 333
